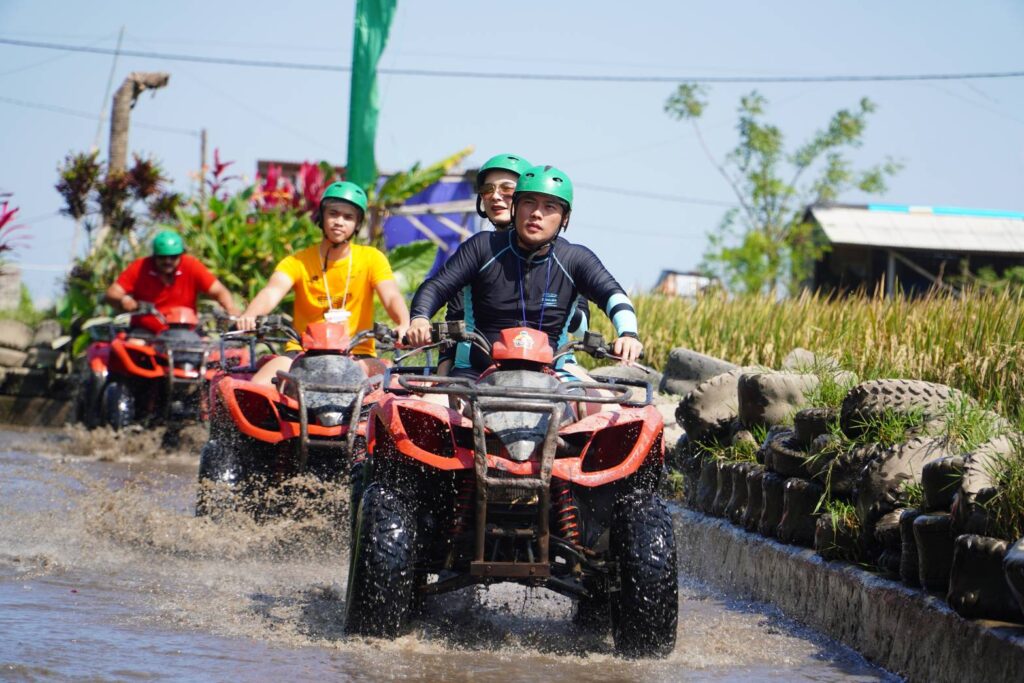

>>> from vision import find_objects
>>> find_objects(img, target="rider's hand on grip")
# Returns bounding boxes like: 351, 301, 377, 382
405, 318, 433, 347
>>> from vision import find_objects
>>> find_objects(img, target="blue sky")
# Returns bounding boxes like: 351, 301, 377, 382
1, 0, 1022, 304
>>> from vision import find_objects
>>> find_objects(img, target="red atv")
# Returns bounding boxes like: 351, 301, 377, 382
76, 303, 243, 430
346, 323, 677, 658
197, 316, 405, 517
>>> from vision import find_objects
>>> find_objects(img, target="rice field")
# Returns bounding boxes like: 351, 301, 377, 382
585, 288, 1024, 426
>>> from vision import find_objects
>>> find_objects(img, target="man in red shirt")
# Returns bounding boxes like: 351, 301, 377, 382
105, 230, 240, 316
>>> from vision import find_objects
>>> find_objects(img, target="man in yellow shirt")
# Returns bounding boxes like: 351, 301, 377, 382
237, 181, 410, 384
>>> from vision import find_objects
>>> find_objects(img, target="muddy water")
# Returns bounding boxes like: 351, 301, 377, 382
0, 427, 895, 682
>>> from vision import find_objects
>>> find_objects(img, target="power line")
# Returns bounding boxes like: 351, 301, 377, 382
0, 95, 199, 136
577, 181, 736, 207
2, 37, 1023, 84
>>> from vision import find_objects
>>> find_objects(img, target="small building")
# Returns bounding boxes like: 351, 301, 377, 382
652, 270, 716, 298
804, 203, 1024, 297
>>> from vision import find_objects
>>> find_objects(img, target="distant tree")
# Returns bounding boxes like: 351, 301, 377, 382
665, 84, 901, 295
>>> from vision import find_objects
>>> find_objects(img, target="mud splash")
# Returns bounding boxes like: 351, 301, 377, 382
0, 432, 893, 681
54, 422, 209, 462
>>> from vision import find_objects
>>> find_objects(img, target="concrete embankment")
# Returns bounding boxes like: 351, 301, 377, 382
674, 507, 1024, 683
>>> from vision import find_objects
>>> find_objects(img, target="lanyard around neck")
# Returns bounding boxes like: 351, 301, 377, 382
321, 246, 353, 313
516, 248, 554, 331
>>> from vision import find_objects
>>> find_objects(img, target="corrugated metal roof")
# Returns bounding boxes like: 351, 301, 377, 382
809, 204, 1024, 253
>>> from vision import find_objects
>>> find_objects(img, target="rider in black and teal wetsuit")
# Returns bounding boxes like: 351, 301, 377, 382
440, 153, 591, 374
408, 165, 641, 378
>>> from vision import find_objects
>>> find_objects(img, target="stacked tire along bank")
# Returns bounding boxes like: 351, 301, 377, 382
0, 319, 73, 424
667, 346, 1024, 631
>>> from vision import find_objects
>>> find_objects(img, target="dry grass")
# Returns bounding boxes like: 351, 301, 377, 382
585, 287, 1024, 426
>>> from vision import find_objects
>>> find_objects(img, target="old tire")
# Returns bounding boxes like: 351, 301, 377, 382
710, 461, 734, 518
74, 371, 105, 429
914, 512, 955, 592
345, 483, 417, 638
840, 379, 964, 440
0, 319, 32, 351
899, 509, 923, 587
742, 465, 766, 532
948, 534, 1023, 622
794, 407, 836, 448
777, 478, 823, 547
766, 429, 810, 479
610, 492, 678, 658
725, 462, 751, 526
102, 381, 134, 430
921, 455, 965, 512
676, 369, 744, 444
758, 472, 786, 538
1004, 538, 1024, 618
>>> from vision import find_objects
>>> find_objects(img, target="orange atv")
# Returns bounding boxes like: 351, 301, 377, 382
197, 316, 409, 517
346, 322, 678, 658
75, 303, 245, 430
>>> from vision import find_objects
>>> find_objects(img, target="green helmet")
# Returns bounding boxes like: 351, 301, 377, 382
152, 230, 184, 256
319, 181, 368, 217
476, 153, 532, 222
476, 153, 533, 190
513, 165, 574, 210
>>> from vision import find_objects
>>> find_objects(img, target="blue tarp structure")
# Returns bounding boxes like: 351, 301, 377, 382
381, 174, 478, 276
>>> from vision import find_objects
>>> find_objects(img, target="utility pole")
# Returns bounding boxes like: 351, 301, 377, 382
93, 71, 170, 255
108, 71, 170, 174
199, 128, 208, 230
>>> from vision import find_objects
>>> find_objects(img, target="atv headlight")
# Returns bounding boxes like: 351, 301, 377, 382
581, 421, 642, 473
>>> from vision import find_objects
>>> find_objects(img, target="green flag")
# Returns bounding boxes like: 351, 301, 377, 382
346, 0, 397, 190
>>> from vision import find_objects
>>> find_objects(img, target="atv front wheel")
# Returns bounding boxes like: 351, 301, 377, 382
610, 491, 678, 658
103, 381, 134, 430
195, 439, 245, 517
345, 483, 417, 638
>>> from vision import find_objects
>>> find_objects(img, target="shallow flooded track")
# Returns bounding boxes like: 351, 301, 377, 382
0, 428, 896, 681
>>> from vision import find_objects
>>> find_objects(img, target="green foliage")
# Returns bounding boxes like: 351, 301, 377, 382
175, 189, 321, 305
0, 284, 51, 326
897, 479, 924, 509
940, 396, 1010, 454
955, 264, 1024, 295
851, 406, 927, 447
984, 438, 1024, 541
802, 365, 858, 410
696, 424, 766, 463
664, 85, 901, 294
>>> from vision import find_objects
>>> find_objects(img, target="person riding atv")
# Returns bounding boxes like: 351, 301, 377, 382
347, 166, 676, 657
439, 154, 591, 376
106, 230, 240, 321
405, 164, 641, 374
236, 181, 410, 379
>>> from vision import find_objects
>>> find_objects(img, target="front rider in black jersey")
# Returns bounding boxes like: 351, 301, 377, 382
439, 153, 590, 375
407, 165, 641, 378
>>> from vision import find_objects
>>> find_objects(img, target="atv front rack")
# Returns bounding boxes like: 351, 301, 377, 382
155, 340, 211, 421
396, 375, 633, 581
276, 370, 384, 470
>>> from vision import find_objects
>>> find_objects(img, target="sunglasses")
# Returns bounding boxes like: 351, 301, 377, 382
478, 181, 517, 197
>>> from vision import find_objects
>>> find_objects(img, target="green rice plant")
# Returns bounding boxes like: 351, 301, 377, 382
583, 288, 1024, 427
850, 406, 928, 448
824, 498, 859, 535
692, 424, 767, 465
940, 395, 1010, 454
981, 437, 1024, 542
664, 470, 686, 500
801, 363, 859, 410
897, 479, 924, 509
